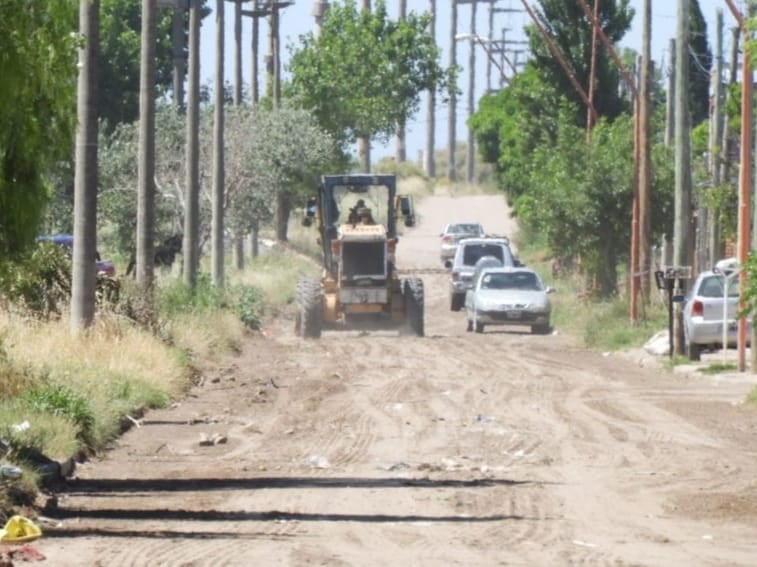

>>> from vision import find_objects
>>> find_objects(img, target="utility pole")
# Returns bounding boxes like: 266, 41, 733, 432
455, 0, 478, 184
708, 9, 724, 273
448, 0, 457, 181
586, 0, 599, 139
485, 1, 496, 92
396, 0, 407, 163
232, 0, 244, 271
424, 0, 436, 178
242, 3, 271, 107
664, 38, 675, 147
357, 0, 372, 172
739, 5, 753, 373
212, 0, 225, 287
313, 0, 329, 37
137, 0, 157, 292
71, 0, 100, 332
673, 0, 692, 355
183, 0, 200, 289
638, 0, 651, 302
171, 2, 186, 111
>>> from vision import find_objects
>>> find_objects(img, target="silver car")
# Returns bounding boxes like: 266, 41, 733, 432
439, 222, 485, 263
447, 237, 518, 311
682, 269, 751, 361
464, 267, 554, 334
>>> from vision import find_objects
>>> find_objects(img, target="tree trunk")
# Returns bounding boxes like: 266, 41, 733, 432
233, 236, 244, 270
276, 190, 291, 242
251, 225, 260, 258
71, 0, 100, 333
357, 136, 371, 172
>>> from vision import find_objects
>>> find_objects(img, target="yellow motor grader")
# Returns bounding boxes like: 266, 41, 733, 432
295, 174, 423, 338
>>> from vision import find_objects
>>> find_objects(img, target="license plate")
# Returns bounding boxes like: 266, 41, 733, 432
506, 310, 522, 319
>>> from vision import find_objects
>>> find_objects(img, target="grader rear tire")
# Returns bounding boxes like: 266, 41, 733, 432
404, 278, 424, 337
295, 277, 322, 339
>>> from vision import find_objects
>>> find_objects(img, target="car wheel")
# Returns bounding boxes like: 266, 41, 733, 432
466, 319, 473, 332
686, 340, 701, 362
474, 319, 485, 333
450, 293, 464, 312
531, 323, 551, 335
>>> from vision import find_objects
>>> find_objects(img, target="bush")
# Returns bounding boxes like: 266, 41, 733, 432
0, 243, 71, 317
21, 383, 95, 445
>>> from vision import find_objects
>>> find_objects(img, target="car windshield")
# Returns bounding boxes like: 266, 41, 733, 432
698, 275, 740, 298
482, 272, 541, 291
449, 223, 482, 235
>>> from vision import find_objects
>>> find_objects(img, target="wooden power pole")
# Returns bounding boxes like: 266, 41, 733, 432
183, 0, 201, 289
673, 0, 692, 355
71, 0, 100, 332
638, 0, 651, 301
211, 0, 225, 287
424, 0, 436, 178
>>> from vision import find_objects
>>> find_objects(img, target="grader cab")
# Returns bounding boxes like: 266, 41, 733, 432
295, 174, 423, 338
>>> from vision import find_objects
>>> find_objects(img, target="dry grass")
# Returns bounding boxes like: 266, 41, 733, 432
0, 311, 188, 398
165, 310, 246, 363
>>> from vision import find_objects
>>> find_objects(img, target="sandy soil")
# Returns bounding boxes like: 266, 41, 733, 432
33, 192, 757, 566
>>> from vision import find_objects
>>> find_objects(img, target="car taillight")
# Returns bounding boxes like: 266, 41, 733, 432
330, 238, 340, 257
691, 300, 704, 317
387, 238, 397, 254
451, 271, 460, 281
442, 236, 453, 244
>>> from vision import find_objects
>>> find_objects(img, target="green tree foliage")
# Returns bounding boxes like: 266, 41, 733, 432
99, 0, 210, 129
98, 104, 340, 257
468, 67, 564, 204
526, 0, 634, 124
515, 113, 673, 297
687, 0, 712, 127
225, 104, 340, 240
286, 0, 453, 149
0, 1, 80, 257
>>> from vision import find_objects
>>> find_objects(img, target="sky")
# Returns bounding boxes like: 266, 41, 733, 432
198, 0, 744, 162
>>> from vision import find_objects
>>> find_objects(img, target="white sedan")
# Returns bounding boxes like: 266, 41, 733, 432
465, 267, 554, 334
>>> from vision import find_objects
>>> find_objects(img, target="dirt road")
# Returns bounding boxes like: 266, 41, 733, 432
37, 194, 757, 566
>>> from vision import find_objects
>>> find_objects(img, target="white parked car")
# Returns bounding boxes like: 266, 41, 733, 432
439, 222, 485, 263
465, 267, 554, 334
682, 268, 751, 361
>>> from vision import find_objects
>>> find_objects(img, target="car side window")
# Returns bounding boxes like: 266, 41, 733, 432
699, 277, 723, 298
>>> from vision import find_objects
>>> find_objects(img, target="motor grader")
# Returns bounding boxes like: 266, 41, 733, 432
295, 174, 424, 338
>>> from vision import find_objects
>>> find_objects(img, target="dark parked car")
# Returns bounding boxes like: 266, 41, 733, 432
36, 234, 116, 277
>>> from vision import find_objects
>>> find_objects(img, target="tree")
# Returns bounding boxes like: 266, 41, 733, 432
527, 0, 634, 124
98, 0, 210, 129
515, 112, 674, 297
286, 0, 453, 172
687, 0, 712, 127
225, 104, 340, 245
98, 104, 340, 262
0, 2, 80, 257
